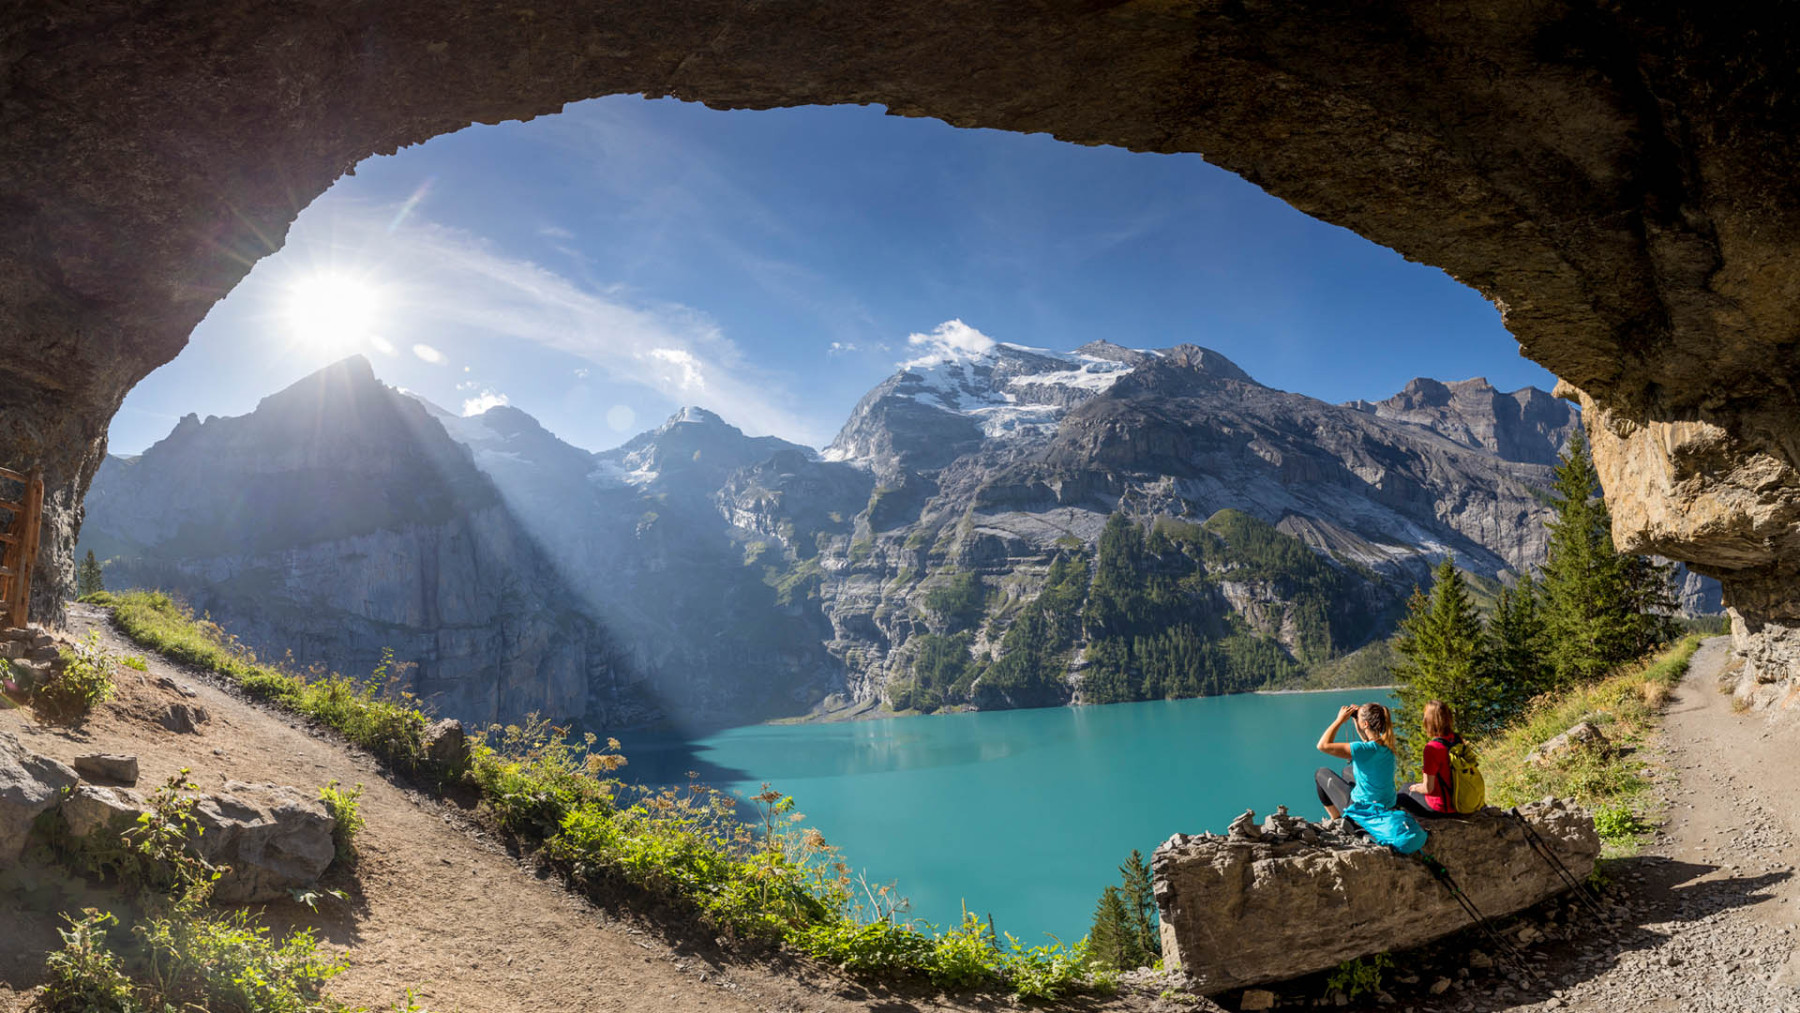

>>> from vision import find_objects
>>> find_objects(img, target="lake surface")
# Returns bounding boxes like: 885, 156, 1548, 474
623, 688, 1395, 946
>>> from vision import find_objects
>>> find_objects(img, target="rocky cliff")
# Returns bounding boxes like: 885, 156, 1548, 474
84, 348, 1720, 727
736, 339, 1583, 713
80, 358, 641, 729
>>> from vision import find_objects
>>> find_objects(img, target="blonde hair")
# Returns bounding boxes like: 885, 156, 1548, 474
1423, 700, 1456, 739
1359, 702, 1398, 754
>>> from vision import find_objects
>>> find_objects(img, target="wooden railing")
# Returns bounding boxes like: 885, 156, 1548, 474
0, 466, 44, 629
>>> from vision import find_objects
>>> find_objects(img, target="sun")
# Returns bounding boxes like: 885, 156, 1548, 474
282, 271, 384, 352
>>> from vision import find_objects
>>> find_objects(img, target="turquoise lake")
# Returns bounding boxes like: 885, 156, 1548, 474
624, 687, 1395, 946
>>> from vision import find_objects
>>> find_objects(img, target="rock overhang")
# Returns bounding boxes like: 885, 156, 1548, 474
0, 1, 1797, 684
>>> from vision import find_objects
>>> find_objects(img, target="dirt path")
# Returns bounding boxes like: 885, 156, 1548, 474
3, 607, 1073, 1013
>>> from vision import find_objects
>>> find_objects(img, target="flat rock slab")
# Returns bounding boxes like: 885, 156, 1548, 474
72, 753, 139, 785
1153, 799, 1598, 994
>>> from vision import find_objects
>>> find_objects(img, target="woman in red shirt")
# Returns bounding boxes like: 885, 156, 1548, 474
1401, 699, 1460, 817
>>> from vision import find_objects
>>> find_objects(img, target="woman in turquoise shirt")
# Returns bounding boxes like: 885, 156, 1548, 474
1313, 702, 1427, 853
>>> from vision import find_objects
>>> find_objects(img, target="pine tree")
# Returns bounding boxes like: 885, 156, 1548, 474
1538, 429, 1659, 685
1393, 556, 1496, 756
75, 550, 105, 598
1119, 849, 1161, 962
1487, 576, 1550, 715
1089, 885, 1131, 971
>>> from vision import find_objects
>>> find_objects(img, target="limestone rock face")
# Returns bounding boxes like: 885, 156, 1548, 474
1345, 377, 1580, 468
0, 731, 79, 859
62, 785, 149, 840
1152, 800, 1597, 994
81, 358, 644, 730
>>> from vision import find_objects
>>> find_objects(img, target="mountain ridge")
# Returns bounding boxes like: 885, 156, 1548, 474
79, 345, 1712, 729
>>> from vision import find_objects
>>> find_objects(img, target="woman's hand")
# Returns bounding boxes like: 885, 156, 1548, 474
1318, 705, 1356, 760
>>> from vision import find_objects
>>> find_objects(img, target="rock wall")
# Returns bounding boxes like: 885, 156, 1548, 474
4, 2, 1799, 671
1153, 800, 1598, 994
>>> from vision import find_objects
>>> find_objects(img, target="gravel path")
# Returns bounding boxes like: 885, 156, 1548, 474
1544, 635, 1800, 1012
1407, 636, 1800, 1013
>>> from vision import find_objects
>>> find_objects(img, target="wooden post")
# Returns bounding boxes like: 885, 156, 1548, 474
0, 468, 42, 629
11, 471, 43, 628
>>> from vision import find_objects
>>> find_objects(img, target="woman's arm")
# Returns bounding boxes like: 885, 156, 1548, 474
1317, 705, 1355, 760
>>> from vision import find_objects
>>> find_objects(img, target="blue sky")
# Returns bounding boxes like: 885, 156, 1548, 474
111, 96, 1557, 455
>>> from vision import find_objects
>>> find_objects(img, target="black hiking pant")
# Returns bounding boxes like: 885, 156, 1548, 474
1314, 765, 1454, 818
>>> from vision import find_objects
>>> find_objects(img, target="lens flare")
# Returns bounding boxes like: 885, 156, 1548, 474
283, 272, 383, 352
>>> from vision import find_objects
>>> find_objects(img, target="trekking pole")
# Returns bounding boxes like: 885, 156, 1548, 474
1416, 854, 1547, 987
1508, 807, 1608, 921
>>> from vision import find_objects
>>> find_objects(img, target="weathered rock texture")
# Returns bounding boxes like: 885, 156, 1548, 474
61, 780, 338, 904
1153, 800, 1598, 994
4, 3, 1798, 683
0, 730, 78, 859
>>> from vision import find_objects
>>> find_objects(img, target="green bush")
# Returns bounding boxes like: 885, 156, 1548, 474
37, 910, 136, 1013
36, 631, 117, 716
319, 781, 366, 863
1593, 804, 1651, 842
1324, 952, 1392, 1001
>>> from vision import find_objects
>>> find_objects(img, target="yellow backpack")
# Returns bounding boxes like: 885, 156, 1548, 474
1436, 736, 1486, 813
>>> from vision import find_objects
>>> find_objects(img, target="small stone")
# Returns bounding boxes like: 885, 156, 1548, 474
1429, 978, 1452, 994
72, 753, 139, 785
1240, 988, 1277, 1011
160, 702, 209, 734
1228, 809, 1262, 841
1469, 951, 1494, 969
155, 675, 198, 698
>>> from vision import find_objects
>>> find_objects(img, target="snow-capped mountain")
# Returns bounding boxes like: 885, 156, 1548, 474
78, 338, 1720, 729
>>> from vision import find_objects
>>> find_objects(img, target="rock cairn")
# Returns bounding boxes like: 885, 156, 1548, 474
0, 625, 66, 693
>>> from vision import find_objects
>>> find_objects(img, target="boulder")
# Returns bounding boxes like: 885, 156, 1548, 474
0, 730, 78, 858
1525, 721, 1608, 766
160, 702, 209, 734
62, 784, 149, 839
192, 781, 336, 903
1153, 799, 1598, 994
421, 718, 470, 773
73, 753, 139, 785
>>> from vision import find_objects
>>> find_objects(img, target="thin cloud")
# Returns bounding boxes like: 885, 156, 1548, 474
828, 341, 858, 355
275, 201, 823, 444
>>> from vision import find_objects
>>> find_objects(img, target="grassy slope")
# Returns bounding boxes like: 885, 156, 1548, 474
1481, 635, 1705, 853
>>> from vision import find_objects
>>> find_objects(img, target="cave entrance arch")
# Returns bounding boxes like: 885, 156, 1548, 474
6, 2, 1799, 686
